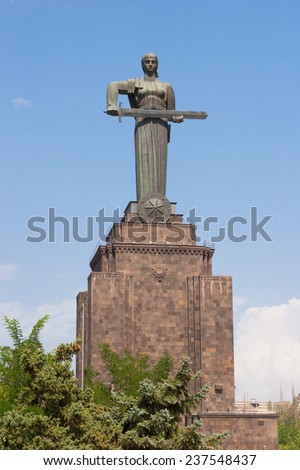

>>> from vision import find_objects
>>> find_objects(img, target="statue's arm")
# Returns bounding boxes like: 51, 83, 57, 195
106, 81, 129, 114
166, 84, 175, 110
166, 83, 184, 123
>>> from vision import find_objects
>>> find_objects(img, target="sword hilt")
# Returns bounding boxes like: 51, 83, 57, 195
118, 102, 122, 123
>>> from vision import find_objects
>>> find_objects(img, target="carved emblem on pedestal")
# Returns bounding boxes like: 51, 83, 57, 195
150, 265, 168, 282
138, 192, 171, 223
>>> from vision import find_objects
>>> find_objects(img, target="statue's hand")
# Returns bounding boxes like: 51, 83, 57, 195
106, 104, 119, 116
172, 115, 184, 123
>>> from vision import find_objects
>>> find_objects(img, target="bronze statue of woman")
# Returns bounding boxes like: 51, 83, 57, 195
106, 53, 182, 201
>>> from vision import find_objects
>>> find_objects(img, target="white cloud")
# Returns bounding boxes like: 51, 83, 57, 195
0, 298, 76, 352
235, 298, 300, 402
11, 97, 33, 109
233, 296, 247, 310
0, 264, 17, 282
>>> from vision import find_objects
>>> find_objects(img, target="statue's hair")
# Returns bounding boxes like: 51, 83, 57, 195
141, 53, 159, 78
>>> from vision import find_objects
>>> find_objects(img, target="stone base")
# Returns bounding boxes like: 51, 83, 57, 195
186, 413, 278, 450
76, 203, 278, 448
77, 209, 235, 412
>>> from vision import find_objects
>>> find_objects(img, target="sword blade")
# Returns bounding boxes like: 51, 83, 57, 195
119, 108, 208, 121
104, 107, 208, 121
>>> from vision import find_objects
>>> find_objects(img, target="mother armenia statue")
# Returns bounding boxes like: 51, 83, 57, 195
106, 53, 183, 201
106, 53, 207, 205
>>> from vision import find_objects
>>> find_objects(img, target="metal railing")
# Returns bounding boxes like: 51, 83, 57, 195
234, 401, 289, 413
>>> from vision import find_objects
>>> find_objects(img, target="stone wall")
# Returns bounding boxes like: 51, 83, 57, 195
76, 216, 278, 448
77, 220, 234, 411
189, 413, 279, 450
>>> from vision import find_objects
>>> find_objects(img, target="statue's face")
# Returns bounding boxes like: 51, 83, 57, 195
142, 56, 158, 75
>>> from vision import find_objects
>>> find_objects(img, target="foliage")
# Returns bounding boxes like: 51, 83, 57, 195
107, 357, 227, 450
87, 344, 173, 403
0, 316, 120, 449
0, 315, 50, 411
0, 316, 228, 450
277, 398, 300, 450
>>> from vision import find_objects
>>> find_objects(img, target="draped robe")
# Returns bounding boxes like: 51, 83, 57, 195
107, 77, 176, 200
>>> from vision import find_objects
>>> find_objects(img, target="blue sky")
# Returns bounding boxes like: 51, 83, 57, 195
1, 0, 300, 402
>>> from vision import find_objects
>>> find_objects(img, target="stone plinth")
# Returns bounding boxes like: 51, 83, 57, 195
186, 413, 278, 450
77, 212, 234, 412
76, 206, 278, 448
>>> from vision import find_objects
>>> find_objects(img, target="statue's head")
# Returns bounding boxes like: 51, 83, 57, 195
141, 53, 158, 77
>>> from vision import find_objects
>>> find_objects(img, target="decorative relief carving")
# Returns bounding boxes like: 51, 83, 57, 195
137, 192, 172, 223
199, 275, 232, 281
113, 245, 214, 256
150, 265, 168, 282
90, 273, 124, 279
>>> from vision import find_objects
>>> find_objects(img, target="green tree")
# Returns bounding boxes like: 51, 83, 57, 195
87, 344, 228, 449
0, 316, 228, 450
108, 357, 227, 450
0, 316, 120, 449
0, 315, 49, 412
86, 344, 173, 404
277, 398, 300, 450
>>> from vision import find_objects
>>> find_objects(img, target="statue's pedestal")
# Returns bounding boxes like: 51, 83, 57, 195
77, 203, 234, 412
76, 203, 278, 449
